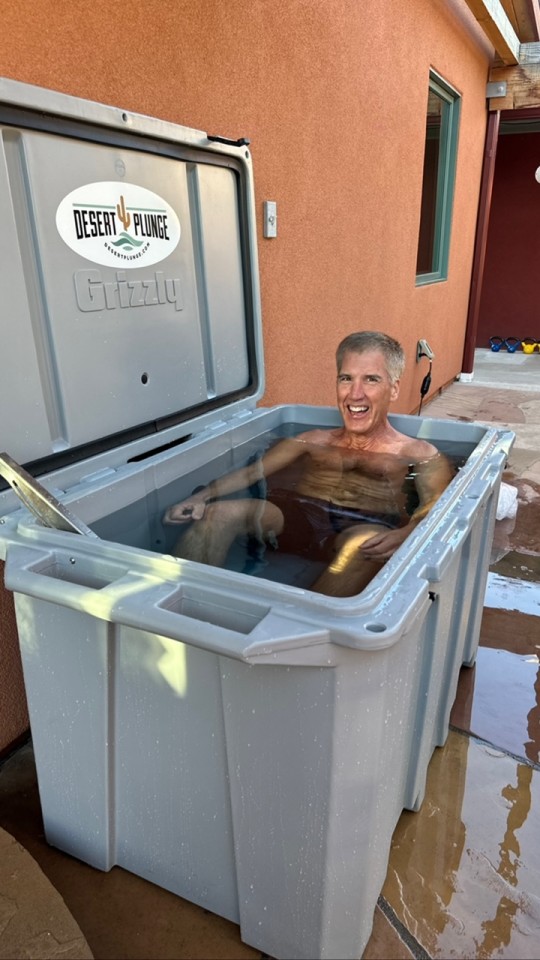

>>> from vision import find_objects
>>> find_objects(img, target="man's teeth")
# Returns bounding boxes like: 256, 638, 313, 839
349, 405, 368, 413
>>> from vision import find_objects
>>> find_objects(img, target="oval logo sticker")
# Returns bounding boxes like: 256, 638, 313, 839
56, 182, 181, 268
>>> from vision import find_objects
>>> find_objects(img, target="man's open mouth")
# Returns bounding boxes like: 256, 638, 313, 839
348, 405, 369, 414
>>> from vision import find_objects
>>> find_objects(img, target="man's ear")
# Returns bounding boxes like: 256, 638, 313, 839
390, 379, 400, 402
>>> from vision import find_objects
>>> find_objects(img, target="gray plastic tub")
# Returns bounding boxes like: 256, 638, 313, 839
0, 79, 514, 960
0, 405, 512, 960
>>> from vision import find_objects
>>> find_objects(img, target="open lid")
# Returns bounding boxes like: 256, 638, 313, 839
0, 78, 263, 474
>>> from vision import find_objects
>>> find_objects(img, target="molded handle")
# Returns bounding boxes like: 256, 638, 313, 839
4, 543, 330, 662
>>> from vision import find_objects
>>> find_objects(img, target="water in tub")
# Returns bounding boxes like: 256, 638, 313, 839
90, 423, 465, 594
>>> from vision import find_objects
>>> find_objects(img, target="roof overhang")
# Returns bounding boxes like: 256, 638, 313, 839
463, 0, 540, 110
464, 0, 522, 65
463, 0, 540, 59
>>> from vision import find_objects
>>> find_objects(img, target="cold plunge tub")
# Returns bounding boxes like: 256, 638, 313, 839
0, 79, 514, 960
0, 406, 513, 960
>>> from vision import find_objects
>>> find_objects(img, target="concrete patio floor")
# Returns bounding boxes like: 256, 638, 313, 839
0, 349, 539, 959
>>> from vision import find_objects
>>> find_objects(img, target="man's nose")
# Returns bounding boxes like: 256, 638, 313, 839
348, 379, 365, 399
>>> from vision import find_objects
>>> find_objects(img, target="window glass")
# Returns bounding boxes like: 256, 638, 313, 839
416, 73, 460, 284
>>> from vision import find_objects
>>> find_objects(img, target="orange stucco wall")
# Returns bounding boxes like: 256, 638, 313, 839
0, 0, 492, 750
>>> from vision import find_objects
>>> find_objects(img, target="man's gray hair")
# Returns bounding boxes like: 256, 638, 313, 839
336, 331, 405, 383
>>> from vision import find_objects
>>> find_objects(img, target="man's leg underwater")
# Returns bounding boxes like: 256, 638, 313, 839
311, 524, 387, 598
173, 499, 284, 567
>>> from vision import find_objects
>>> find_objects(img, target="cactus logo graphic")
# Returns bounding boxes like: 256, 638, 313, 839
56, 182, 181, 268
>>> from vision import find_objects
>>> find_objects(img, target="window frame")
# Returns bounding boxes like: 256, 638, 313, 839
415, 70, 461, 286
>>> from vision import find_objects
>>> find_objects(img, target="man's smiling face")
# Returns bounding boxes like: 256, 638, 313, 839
336, 349, 400, 438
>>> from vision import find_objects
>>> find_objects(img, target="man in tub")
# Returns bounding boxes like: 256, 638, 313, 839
164, 331, 453, 597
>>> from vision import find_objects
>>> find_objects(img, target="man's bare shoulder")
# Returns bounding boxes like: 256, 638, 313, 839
294, 428, 341, 446
396, 435, 439, 461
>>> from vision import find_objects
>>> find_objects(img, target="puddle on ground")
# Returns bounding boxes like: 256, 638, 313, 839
383, 731, 540, 959
451, 623, 540, 766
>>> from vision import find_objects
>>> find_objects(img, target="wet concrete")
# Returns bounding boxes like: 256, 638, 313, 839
382, 733, 540, 959
1, 355, 539, 959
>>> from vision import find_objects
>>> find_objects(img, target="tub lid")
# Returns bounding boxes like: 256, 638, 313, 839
0, 78, 263, 473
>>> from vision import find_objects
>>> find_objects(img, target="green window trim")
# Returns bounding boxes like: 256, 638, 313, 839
416, 71, 461, 286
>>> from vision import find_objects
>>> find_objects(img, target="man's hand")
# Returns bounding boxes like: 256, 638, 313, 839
163, 494, 208, 524
359, 527, 409, 562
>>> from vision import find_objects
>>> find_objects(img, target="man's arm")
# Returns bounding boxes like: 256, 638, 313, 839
408, 451, 455, 525
163, 437, 307, 523
359, 452, 454, 561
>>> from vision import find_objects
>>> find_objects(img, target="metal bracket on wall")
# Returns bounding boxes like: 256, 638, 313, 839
263, 200, 277, 238
486, 81, 507, 99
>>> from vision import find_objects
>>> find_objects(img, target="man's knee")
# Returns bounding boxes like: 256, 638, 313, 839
261, 501, 285, 535
205, 499, 284, 539
333, 523, 386, 555
203, 500, 233, 521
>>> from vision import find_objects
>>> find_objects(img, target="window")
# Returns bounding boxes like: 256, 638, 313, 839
416, 71, 461, 284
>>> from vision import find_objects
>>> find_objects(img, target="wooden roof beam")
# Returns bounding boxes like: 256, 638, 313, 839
501, 0, 540, 44
488, 42, 540, 109
464, 0, 521, 64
